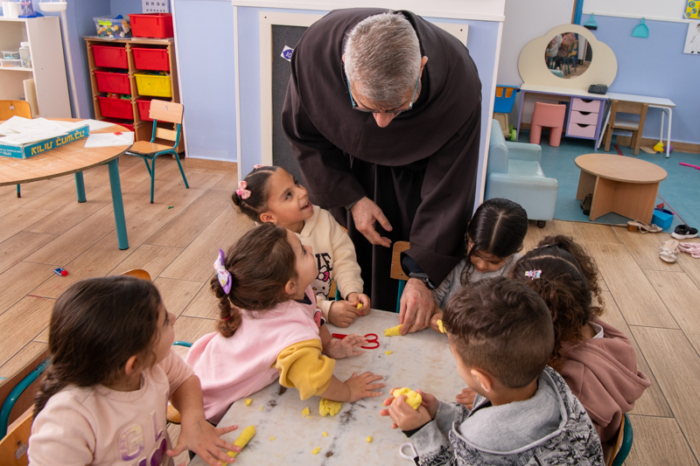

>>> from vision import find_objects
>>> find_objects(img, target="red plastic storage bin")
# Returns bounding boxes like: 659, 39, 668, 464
92, 45, 128, 69
102, 118, 135, 132
94, 71, 131, 94
137, 98, 153, 121
98, 96, 133, 120
132, 47, 170, 71
129, 13, 173, 38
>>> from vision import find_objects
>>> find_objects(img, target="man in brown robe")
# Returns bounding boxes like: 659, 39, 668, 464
282, 8, 481, 333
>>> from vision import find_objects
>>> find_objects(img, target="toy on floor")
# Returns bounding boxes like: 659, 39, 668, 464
653, 141, 673, 153
680, 162, 700, 170
221, 425, 255, 464
53, 267, 68, 277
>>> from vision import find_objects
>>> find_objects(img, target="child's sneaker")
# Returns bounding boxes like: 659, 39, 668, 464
671, 224, 699, 240
659, 239, 680, 263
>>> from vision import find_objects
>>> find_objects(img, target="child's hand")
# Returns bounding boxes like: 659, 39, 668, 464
325, 334, 366, 359
346, 292, 371, 316
380, 394, 432, 431
168, 418, 239, 466
429, 310, 444, 334
345, 371, 385, 402
417, 389, 439, 418
328, 301, 360, 328
456, 387, 477, 409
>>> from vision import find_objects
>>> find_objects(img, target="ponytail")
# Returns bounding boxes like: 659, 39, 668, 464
211, 273, 242, 338
212, 223, 297, 337
34, 364, 67, 416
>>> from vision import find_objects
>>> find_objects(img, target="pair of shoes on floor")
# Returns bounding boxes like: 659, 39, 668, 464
660, 239, 680, 263
580, 194, 592, 216
628, 220, 662, 233
672, 224, 699, 240
679, 242, 700, 259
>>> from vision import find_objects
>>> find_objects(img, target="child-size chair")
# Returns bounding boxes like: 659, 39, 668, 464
603, 100, 648, 156
609, 413, 633, 466
0, 100, 32, 199
126, 99, 189, 203
485, 119, 558, 227
529, 102, 567, 147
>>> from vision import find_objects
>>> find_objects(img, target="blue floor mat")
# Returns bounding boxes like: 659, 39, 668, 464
535, 135, 699, 231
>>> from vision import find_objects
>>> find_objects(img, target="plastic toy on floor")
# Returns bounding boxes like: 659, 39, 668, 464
653, 141, 673, 153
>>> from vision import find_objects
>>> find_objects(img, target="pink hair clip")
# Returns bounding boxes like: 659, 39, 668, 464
253, 164, 266, 169
525, 270, 542, 280
236, 181, 251, 200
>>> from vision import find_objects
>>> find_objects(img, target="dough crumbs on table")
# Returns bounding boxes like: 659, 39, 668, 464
385, 350, 393, 355
244, 398, 253, 406
322, 432, 328, 437
384, 324, 402, 337
319, 398, 343, 416
302, 407, 311, 418
259, 406, 263, 411
366, 436, 373, 443
269, 437, 276, 441
312, 447, 322, 455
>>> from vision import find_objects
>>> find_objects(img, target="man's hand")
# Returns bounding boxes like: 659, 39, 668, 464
350, 197, 392, 248
399, 279, 434, 335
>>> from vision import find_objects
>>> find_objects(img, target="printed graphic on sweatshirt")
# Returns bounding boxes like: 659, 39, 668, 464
312, 253, 333, 298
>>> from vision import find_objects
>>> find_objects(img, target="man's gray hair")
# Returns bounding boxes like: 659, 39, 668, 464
344, 13, 421, 108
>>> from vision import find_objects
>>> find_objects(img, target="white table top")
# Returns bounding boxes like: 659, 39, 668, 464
189, 310, 465, 465
519, 84, 676, 108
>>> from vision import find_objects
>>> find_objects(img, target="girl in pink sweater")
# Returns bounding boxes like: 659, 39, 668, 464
186, 223, 384, 424
511, 237, 651, 443
232, 165, 369, 328
29, 276, 237, 466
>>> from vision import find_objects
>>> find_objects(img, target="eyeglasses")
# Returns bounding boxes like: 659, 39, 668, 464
346, 72, 420, 116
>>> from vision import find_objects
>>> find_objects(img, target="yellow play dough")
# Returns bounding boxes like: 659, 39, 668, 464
312, 447, 322, 455
319, 398, 343, 417
302, 407, 310, 417
220, 425, 255, 464
366, 436, 373, 443
244, 398, 253, 406
259, 406, 263, 411
322, 432, 328, 437
385, 350, 393, 355
384, 324, 402, 336
357, 303, 363, 309
269, 436, 276, 441
437, 319, 446, 334
392, 387, 422, 410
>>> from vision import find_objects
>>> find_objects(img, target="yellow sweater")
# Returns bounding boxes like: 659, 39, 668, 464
275, 339, 335, 399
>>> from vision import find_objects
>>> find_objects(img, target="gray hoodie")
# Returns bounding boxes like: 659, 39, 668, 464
409, 366, 604, 465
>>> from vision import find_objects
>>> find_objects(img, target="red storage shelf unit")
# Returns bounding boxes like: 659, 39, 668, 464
130, 13, 173, 38
94, 71, 130, 94
92, 45, 128, 69
102, 118, 135, 132
137, 98, 154, 121
97, 96, 133, 119
132, 47, 170, 71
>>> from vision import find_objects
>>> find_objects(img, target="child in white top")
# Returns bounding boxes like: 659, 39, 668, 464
29, 276, 238, 466
232, 165, 369, 328
186, 223, 384, 424
430, 198, 528, 332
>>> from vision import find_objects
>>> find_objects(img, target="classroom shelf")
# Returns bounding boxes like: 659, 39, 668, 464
84, 36, 184, 153
0, 17, 71, 117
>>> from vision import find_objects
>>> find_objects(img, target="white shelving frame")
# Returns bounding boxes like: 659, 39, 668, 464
0, 17, 70, 117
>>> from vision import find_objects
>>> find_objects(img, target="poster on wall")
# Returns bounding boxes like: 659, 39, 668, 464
683, 21, 700, 54
685, 0, 699, 19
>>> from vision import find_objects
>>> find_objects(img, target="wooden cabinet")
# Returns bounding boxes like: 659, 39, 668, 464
84, 36, 183, 152
0, 17, 70, 117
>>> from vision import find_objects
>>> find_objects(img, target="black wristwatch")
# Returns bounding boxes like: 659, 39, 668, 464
408, 272, 435, 290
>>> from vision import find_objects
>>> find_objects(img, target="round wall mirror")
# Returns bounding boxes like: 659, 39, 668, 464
545, 32, 592, 79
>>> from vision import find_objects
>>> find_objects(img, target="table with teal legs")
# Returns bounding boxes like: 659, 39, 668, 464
0, 120, 132, 250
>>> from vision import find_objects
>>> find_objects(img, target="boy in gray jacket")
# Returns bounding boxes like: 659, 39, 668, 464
381, 277, 604, 465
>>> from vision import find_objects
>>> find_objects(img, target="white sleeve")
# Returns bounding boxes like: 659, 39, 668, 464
326, 214, 363, 299
29, 400, 95, 466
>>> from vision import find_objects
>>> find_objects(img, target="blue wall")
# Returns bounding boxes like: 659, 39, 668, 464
592, 16, 700, 144
172, 0, 237, 161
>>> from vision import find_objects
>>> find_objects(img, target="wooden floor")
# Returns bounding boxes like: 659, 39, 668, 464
1, 154, 700, 465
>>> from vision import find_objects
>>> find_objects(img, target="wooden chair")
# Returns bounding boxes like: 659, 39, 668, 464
126, 99, 189, 203
0, 100, 32, 199
390, 241, 411, 313
0, 347, 50, 466
603, 100, 649, 156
